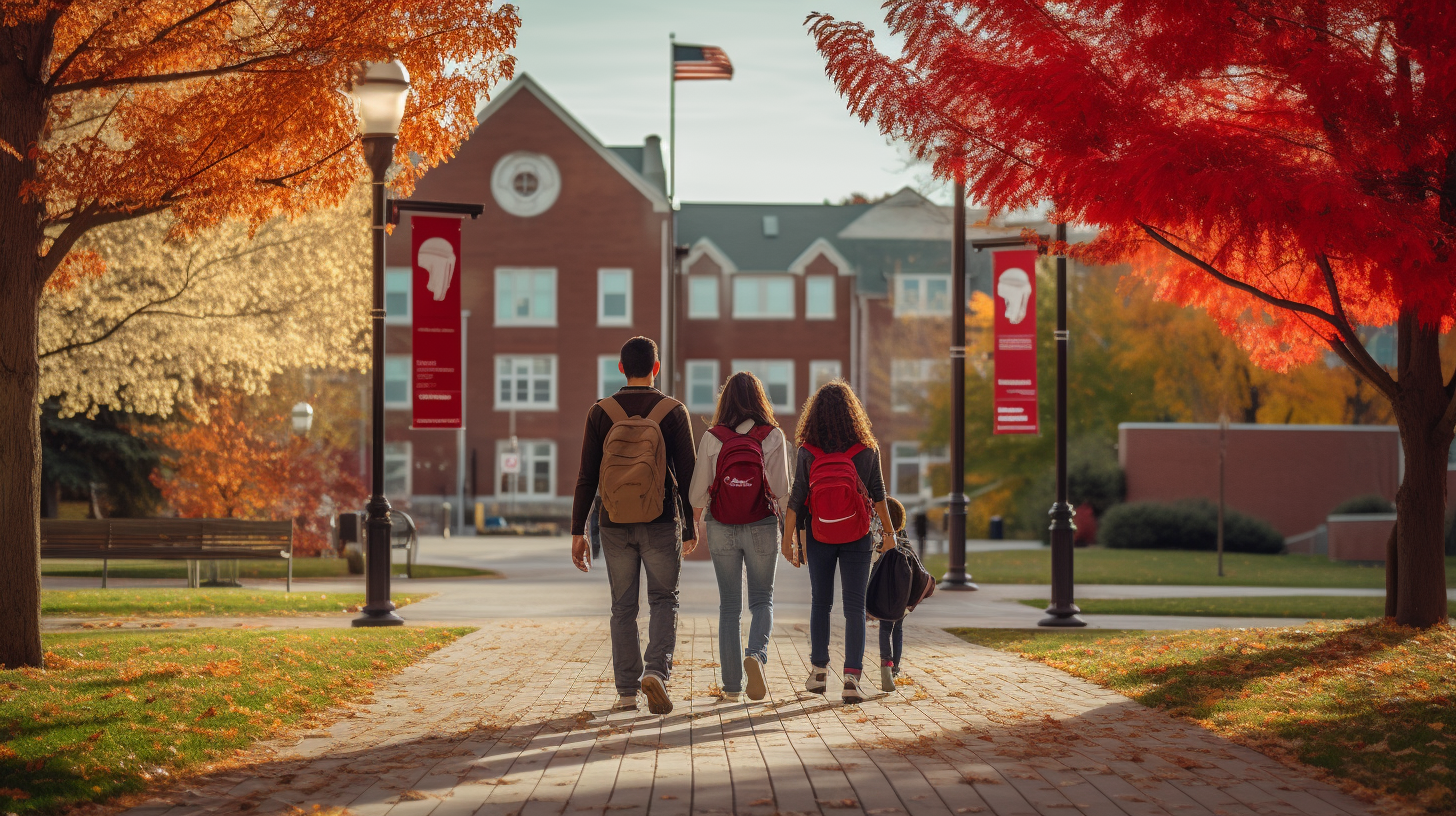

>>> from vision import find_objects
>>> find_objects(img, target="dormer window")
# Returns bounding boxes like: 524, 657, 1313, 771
762, 215, 779, 237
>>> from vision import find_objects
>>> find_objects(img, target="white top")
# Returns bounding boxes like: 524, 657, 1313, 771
688, 419, 792, 515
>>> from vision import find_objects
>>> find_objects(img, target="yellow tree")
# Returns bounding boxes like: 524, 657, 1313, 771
0, 1, 518, 668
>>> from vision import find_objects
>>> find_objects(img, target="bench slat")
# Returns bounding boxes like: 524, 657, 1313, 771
41, 519, 293, 561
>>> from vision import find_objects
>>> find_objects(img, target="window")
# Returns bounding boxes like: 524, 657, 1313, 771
733, 275, 794, 319
809, 360, 842, 393
890, 443, 946, 498
732, 359, 793, 412
762, 214, 779, 237
598, 355, 628, 399
495, 355, 557, 410
385, 268, 411, 324
498, 440, 556, 497
686, 360, 721, 413
495, 268, 556, 326
894, 274, 952, 317
688, 276, 719, 319
384, 442, 411, 497
891, 358, 944, 412
598, 268, 632, 326
805, 276, 835, 319
384, 355, 410, 408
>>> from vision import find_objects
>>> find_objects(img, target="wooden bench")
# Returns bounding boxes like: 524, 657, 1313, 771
41, 519, 294, 591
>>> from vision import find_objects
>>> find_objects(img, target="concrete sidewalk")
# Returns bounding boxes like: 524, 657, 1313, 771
121, 616, 1384, 816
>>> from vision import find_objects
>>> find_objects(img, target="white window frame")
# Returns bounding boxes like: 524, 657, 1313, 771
494, 354, 558, 411
809, 360, 842, 393
496, 439, 557, 498
598, 354, 629, 399
890, 358, 942, 413
494, 267, 557, 327
384, 442, 412, 498
597, 268, 632, 327
893, 273, 952, 317
688, 276, 720, 319
732, 359, 794, 413
385, 267, 412, 325
805, 276, 835, 320
384, 354, 411, 409
685, 359, 721, 413
732, 275, 795, 320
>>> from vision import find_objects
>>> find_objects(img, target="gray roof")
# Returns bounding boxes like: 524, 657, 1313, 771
608, 146, 644, 173
675, 203, 872, 272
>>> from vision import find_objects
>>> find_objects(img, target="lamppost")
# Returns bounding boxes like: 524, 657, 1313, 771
1039, 219, 1085, 627
939, 179, 976, 591
290, 402, 314, 436
349, 60, 410, 627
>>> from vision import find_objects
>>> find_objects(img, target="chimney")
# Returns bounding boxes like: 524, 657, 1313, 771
642, 135, 666, 194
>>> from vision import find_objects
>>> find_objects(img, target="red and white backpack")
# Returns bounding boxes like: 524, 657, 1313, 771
708, 424, 778, 525
802, 443, 872, 543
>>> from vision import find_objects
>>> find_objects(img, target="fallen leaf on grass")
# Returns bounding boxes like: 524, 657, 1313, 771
0, 786, 32, 800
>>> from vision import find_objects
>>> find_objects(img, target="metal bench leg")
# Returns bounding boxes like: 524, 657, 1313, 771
102, 558, 108, 589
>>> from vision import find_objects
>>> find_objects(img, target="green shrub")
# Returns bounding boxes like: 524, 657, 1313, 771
1331, 494, 1395, 515
1097, 499, 1284, 555
1011, 437, 1125, 542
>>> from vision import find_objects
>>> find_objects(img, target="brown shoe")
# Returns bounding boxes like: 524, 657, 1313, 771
641, 673, 673, 715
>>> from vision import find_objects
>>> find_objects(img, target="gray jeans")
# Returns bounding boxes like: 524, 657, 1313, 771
600, 522, 681, 695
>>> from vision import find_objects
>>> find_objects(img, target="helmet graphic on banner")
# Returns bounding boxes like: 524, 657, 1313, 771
997, 267, 1032, 324
418, 236, 457, 301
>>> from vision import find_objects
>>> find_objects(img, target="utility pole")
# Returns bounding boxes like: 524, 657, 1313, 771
1039, 219, 1085, 627
939, 179, 976, 591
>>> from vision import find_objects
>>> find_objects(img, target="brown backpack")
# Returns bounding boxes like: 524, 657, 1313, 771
598, 396, 681, 524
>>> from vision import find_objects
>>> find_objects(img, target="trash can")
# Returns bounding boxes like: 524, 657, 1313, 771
988, 515, 1004, 540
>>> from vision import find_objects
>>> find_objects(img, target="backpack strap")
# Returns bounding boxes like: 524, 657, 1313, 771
645, 397, 681, 425
599, 397, 629, 424
708, 425, 737, 443
801, 443, 824, 458
748, 424, 775, 442
845, 442, 867, 457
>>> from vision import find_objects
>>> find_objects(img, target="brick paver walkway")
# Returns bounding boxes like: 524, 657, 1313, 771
122, 618, 1382, 816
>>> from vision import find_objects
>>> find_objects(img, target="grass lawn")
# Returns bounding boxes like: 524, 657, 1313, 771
922, 548, 1449, 587
951, 622, 1456, 812
41, 559, 495, 581
1013, 595, 1417, 618
41, 588, 433, 618
0, 627, 469, 813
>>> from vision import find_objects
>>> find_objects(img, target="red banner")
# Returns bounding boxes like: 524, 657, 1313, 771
993, 249, 1039, 435
411, 216, 462, 430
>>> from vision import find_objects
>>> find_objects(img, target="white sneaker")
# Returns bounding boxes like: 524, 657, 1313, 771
720, 690, 742, 703
842, 673, 866, 704
805, 667, 828, 694
744, 655, 767, 701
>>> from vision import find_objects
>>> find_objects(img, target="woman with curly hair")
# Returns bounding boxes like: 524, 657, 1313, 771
783, 380, 895, 704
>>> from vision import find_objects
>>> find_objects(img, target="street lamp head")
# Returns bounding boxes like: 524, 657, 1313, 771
291, 402, 315, 436
348, 60, 411, 138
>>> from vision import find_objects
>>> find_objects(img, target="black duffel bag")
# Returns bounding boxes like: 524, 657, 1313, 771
866, 544, 915, 621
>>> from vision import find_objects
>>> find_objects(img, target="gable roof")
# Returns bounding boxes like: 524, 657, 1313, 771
674, 202, 871, 272
476, 74, 671, 213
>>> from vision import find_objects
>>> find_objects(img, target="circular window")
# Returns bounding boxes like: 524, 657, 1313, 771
491, 152, 560, 217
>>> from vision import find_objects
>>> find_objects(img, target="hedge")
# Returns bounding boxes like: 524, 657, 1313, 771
1097, 499, 1284, 555
1331, 494, 1395, 515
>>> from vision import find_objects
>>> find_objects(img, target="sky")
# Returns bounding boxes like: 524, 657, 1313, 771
502, 0, 948, 205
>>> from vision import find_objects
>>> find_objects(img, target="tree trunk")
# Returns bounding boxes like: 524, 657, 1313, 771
0, 27, 50, 669
1388, 313, 1453, 629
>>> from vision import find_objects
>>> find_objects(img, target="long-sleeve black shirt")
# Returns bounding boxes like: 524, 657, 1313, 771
786, 445, 888, 516
572, 386, 696, 539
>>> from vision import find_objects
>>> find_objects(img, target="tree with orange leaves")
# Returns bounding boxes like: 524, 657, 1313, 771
810, 1, 1456, 627
0, 2, 517, 667
152, 392, 366, 558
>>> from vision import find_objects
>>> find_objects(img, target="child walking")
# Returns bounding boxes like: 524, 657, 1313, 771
878, 497, 910, 693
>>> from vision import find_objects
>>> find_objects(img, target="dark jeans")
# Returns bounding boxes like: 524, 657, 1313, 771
600, 522, 681, 695
806, 531, 873, 672
879, 618, 903, 667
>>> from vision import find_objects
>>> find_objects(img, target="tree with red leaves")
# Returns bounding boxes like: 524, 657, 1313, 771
810, 1, 1456, 627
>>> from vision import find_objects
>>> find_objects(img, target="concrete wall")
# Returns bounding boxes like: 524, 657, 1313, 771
1118, 423, 1400, 537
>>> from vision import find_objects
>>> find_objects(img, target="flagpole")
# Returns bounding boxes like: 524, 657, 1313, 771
669, 32, 676, 204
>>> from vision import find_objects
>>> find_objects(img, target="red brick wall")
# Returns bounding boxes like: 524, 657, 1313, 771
1119, 423, 1400, 537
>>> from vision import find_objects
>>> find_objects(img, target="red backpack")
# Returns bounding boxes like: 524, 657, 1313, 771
708, 424, 777, 524
802, 443, 872, 544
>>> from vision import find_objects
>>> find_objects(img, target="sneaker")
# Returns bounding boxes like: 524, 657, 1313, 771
720, 690, 742, 703
744, 655, 767, 701
805, 667, 828, 694
612, 693, 638, 711
641, 673, 673, 715
880, 662, 896, 693
842, 672, 866, 704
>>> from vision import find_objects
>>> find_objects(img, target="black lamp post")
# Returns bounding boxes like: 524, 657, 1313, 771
1039, 220, 1085, 627
939, 180, 976, 591
349, 60, 410, 628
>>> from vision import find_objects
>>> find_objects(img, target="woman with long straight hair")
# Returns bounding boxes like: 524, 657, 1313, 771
688, 371, 791, 703
784, 380, 895, 704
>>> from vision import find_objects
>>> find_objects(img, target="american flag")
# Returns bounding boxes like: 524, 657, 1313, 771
673, 44, 734, 81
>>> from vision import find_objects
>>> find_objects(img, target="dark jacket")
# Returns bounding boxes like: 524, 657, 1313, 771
572, 386, 695, 539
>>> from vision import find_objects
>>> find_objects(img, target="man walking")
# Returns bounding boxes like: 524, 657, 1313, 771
571, 337, 696, 715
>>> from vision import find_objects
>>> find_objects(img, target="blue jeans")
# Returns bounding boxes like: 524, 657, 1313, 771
879, 618, 903, 667
706, 512, 779, 693
806, 531, 874, 672
600, 522, 681, 696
